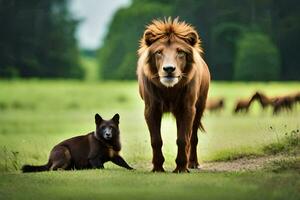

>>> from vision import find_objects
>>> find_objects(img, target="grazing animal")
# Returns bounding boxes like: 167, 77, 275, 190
22, 114, 133, 173
293, 92, 300, 104
233, 99, 252, 114
250, 91, 275, 109
206, 98, 225, 113
273, 96, 294, 115
137, 18, 210, 173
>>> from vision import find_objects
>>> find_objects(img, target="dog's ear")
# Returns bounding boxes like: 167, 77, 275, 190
144, 30, 156, 46
184, 31, 199, 46
95, 113, 103, 125
112, 113, 120, 124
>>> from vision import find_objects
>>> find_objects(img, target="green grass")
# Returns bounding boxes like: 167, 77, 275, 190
0, 171, 299, 200
0, 80, 299, 199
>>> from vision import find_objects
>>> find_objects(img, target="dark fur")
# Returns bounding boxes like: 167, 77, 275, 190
294, 92, 300, 103
272, 96, 294, 115
22, 114, 133, 173
137, 18, 210, 173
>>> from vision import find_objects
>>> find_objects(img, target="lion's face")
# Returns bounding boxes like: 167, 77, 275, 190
148, 39, 193, 88
138, 18, 202, 88
152, 41, 186, 87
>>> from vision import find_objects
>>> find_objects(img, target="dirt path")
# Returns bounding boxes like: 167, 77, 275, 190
200, 155, 293, 172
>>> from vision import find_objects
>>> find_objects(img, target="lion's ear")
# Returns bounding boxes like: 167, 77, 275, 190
144, 30, 156, 46
185, 31, 199, 46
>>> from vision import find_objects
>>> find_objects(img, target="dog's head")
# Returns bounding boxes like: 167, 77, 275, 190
95, 113, 121, 150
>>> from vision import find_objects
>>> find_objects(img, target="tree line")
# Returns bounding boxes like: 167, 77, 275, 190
0, 0, 83, 79
98, 0, 300, 81
0, 0, 299, 81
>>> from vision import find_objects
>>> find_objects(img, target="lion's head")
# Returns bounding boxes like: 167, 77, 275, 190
138, 17, 202, 88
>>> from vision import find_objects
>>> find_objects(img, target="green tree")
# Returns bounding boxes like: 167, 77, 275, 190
97, 0, 300, 81
98, 2, 172, 80
0, 0, 83, 79
234, 32, 280, 81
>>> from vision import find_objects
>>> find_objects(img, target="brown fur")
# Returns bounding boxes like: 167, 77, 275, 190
137, 18, 210, 173
249, 91, 300, 114
206, 98, 225, 112
22, 114, 133, 173
233, 98, 253, 114
250, 91, 275, 109
292, 92, 300, 104
272, 95, 295, 114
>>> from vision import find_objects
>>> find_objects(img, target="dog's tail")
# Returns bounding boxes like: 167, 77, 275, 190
22, 162, 50, 173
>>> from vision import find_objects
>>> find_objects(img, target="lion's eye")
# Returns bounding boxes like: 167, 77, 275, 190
177, 51, 185, 58
155, 51, 163, 57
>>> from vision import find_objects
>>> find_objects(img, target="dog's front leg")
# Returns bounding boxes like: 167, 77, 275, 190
89, 157, 105, 169
111, 155, 133, 170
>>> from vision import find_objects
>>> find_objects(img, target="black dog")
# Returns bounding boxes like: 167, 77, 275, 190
22, 113, 133, 172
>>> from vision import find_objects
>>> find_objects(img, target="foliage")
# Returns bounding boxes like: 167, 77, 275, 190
263, 129, 300, 155
0, 0, 84, 79
234, 32, 281, 81
98, 2, 172, 80
98, 0, 300, 81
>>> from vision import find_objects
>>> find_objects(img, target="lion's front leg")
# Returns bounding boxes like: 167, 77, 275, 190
173, 106, 195, 173
145, 103, 165, 172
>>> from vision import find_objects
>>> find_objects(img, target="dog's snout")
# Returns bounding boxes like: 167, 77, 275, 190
103, 127, 112, 139
163, 66, 175, 74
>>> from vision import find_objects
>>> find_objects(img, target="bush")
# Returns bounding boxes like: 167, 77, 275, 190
233, 32, 281, 81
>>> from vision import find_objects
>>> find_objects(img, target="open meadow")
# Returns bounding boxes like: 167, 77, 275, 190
0, 80, 299, 199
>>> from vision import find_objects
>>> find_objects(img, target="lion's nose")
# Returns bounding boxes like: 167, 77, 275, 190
163, 66, 175, 74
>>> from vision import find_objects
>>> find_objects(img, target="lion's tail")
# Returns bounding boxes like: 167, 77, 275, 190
197, 95, 208, 133
22, 162, 50, 173
199, 122, 206, 132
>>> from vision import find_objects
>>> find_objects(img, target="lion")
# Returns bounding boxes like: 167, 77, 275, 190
137, 18, 210, 173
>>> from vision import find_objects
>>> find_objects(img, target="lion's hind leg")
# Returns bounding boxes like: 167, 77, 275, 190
49, 146, 72, 171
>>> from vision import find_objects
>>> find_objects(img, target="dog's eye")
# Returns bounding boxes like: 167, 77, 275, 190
177, 50, 186, 58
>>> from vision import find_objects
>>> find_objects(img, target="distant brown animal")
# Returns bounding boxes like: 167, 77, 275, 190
233, 98, 253, 114
22, 114, 133, 173
293, 92, 300, 104
206, 98, 224, 112
137, 18, 210, 173
249, 91, 300, 114
250, 91, 275, 109
273, 96, 294, 115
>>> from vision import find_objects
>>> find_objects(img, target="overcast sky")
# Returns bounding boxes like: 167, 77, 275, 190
70, 0, 130, 50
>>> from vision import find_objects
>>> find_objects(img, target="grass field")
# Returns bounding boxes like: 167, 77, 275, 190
0, 80, 299, 199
